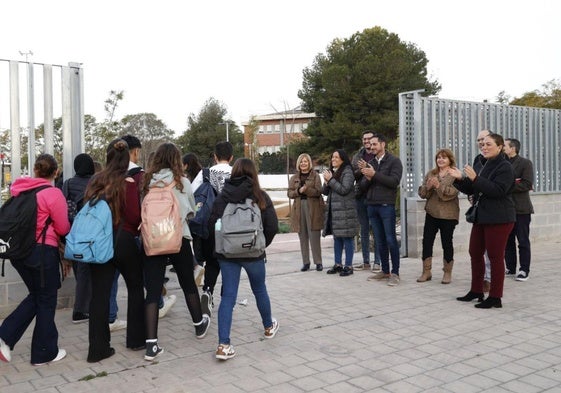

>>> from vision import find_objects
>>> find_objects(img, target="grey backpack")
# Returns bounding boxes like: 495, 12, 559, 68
215, 198, 266, 258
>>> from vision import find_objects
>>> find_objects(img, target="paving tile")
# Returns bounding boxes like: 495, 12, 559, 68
2, 233, 561, 393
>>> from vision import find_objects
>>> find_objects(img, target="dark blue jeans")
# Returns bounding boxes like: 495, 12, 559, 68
0, 245, 61, 364
367, 204, 400, 275
356, 197, 380, 264
333, 236, 355, 266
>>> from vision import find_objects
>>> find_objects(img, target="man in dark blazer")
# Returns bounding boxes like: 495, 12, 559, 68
503, 138, 534, 281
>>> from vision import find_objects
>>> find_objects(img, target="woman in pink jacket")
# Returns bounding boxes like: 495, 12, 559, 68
0, 154, 70, 365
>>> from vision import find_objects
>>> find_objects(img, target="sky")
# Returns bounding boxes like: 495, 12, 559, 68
1, 0, 560, 135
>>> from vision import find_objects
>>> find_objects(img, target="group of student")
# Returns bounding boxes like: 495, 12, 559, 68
0, 137, 279, 365
289, 129, 534, 309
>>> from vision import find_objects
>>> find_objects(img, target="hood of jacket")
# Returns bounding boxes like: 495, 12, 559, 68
149, 168, 175, 187
221, 176, 254, 203
10, 177, 53, 197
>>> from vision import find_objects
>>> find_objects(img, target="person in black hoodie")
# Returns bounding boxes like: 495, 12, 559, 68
451, 133, 515, 309
209, 158, 278, 360
62, 153, 95, 324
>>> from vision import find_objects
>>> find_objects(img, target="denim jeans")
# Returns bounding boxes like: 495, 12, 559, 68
109, 270, 120, 322
356, 197, 380, 264
0, 245, 61, 364
367, 204, 400, 275
217, 259, 272, 345
333, 236, 355, 266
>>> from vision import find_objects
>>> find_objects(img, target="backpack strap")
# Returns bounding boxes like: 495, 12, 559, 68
202, 168, 211, 183
38, 217, 53, 288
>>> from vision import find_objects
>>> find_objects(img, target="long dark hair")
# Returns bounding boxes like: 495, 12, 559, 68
329, 149, 351, 181
143, 143, 185, 194
231, 158, 266, 210
182, 152, 203, 182
85, 139, 130, 225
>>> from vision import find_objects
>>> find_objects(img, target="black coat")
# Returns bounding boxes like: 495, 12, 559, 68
209, 176, 278, 261
360, 152, 403, 205
454, 153, 516, 224
509, 155, 534, 215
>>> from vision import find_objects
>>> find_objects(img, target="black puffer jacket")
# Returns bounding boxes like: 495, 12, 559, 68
209, 176, 278, 261
62, 175, 92, 211
454, 153, 516, 224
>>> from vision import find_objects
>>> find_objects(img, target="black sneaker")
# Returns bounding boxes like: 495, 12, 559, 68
72, 312, 89, 324
515, 271, 529, 281
300, 264, 310, 272
326, 265, 343, 274
144, 342, 164, 361
339, 266, 354, 276
195, 315, 211, 339
316, 264, 323, 271
200, 290, 213, 318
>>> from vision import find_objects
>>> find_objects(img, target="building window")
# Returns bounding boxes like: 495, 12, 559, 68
258, 125, 265, 133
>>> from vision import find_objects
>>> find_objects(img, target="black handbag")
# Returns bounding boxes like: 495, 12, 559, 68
465, 192, 482, 223
465, 204, 478, 223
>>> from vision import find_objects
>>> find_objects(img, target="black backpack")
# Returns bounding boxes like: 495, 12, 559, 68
0, 185, 52, 267
189, 168, 216, 239
62, 178, 84, 224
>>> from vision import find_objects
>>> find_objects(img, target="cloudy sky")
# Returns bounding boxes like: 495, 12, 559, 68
1, 0, 560, 134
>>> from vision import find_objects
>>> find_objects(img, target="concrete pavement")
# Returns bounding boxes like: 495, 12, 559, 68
1, 232, 561, 392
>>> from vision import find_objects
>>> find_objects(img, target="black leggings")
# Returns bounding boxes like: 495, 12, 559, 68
143, 238, 203, 340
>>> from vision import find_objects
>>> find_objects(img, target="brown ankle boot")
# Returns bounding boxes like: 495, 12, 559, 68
417, 257, 432, 282
441, 260, 453, 284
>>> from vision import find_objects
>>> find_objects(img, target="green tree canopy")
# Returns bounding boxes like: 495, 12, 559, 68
508, 79, 561, 109
176, 97, 243, 166
297, 26, 440, 162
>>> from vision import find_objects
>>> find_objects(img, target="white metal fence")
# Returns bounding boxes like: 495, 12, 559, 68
399, 90, 561, 256
0, 58, 84, 186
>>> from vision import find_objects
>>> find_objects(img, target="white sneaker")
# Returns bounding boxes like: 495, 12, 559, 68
264, 318, 279, 339
109, 319, 127, 332
0, 338, 11, 363
159, 294, 177, 318
32, 349, 66, 366
194, 265, 205, 287
216, 344, 236, 360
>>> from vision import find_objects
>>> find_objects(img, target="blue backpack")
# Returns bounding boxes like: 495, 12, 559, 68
189, 168, 216, 239
64, 198, 115, 264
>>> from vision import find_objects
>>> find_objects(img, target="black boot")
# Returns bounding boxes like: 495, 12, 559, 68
474, 296, 502, 309
456, 291, 484, 302
300, 264, 310, 272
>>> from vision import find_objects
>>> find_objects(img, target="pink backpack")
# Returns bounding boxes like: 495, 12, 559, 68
141, 180, 183, 256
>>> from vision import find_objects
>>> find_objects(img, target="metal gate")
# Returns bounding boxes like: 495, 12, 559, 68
399, 90, 561, 256
0, 58, 84, 187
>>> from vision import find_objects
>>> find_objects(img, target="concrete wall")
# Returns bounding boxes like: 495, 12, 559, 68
406, 193, 561, 259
